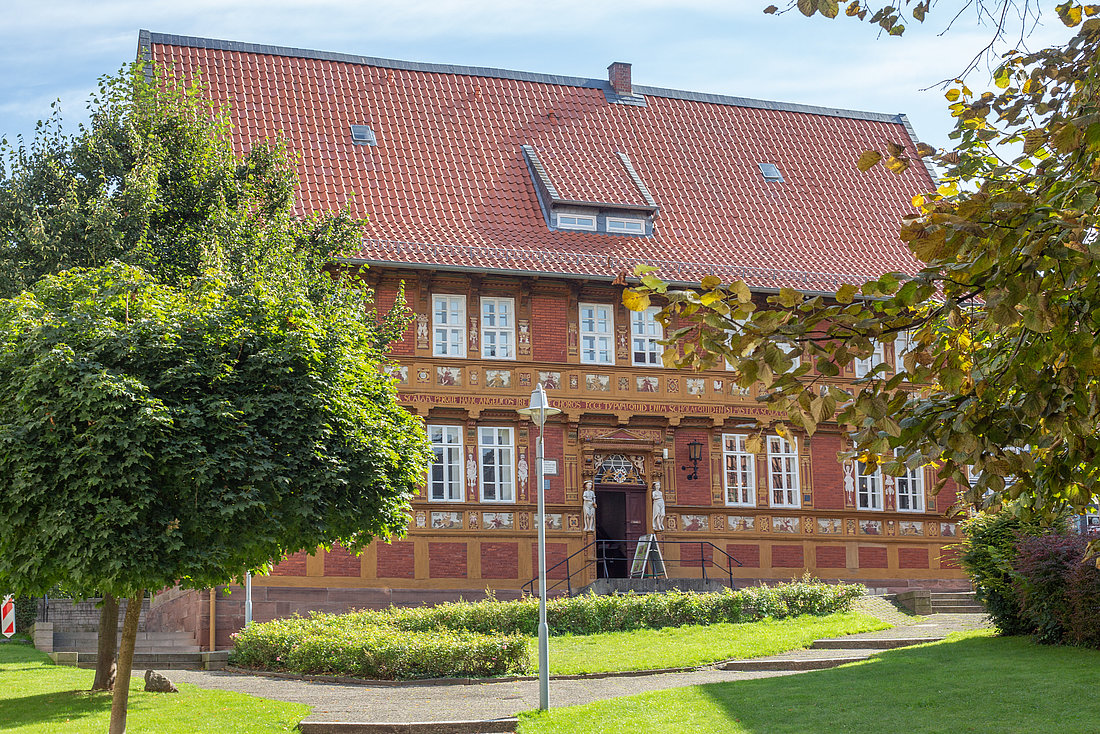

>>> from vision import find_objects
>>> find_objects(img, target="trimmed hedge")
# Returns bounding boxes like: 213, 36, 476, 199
333, 578, 863, 637
230, 616, 527, 679
230, 579, 864, 679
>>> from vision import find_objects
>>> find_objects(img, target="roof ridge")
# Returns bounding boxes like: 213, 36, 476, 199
142, 30, 906, 126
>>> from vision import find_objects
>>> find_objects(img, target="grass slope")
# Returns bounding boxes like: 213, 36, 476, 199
520, 630, 1100, 734
0, 644, 307, 733
542, 611, 889, 675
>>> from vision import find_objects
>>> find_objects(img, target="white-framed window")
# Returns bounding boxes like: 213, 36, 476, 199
631, 306, 663, 366
557, 213, 597, 231
781, 342, 801, 371
580, 303, 614, 364
481, 297, 515, 360
894, 450, 924, 513
606, 217, 646, 234
768, 435, 800, 507
854, 340, 885, 378
478, 426, 515, 502
432, 295, 466, 358
428, 425, 464, 502
857, 460, 883, 511
894, 330, 916, 369
723, 434, 756, 506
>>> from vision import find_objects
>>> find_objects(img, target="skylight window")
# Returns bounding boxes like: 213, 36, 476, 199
349, 125, 377, 146
758, 162, 783, 183
557, 214, 597, 231
606, 217, 646, 235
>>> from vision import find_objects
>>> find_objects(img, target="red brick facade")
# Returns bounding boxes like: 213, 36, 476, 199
815, 546, 847, 569
429, 542, 468, 578
144, 34, 970, 642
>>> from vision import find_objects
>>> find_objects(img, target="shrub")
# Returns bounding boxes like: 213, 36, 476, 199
13, 596, 38, 633
229, 579, 865, 679
1064, 554, 1100, 648
1014, 533, 1085, 644
957, 510, 1046, 635
230, 615, 528, 679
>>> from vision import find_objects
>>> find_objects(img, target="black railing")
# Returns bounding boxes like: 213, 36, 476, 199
522, 539, 743, 596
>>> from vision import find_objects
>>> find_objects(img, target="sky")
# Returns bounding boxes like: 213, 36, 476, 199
0, 1, 1076, 153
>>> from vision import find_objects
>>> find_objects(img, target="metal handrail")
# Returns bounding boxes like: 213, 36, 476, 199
522, 539, 743, 595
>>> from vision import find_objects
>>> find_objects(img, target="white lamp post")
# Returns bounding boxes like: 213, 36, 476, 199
517, 383, 561, 711
245, 571, 252, 626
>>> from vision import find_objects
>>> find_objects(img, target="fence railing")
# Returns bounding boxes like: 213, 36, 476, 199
522, 539, 742, 596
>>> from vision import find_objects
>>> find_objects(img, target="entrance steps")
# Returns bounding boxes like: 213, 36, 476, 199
930, 592, 985, 614
893, 589, 986, 615
720, 633, 944, 672
52, 630, 200, 655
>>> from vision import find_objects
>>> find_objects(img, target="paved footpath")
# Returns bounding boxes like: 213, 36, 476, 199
164, 606, 991, 725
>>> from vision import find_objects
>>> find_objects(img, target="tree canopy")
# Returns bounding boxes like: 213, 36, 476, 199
0, 260, 428, 598
629, 4, 1100, 528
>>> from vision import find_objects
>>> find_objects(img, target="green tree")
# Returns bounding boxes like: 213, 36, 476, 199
628, 4, 1100, 533
0, 262, 430, 733
0, 62, 409, 695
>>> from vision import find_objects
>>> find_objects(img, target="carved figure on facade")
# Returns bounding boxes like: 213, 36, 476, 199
416, 313, 429, 348
586, 374, 610, 392
518, 319, 531, 355
469, 316, 479, 351
582, 481, 596, 532
466, 449, 478, 493
517, 451, 529, 493
651, 480, 665, 532
843, 462, 856, 506
616, 324, 629, 359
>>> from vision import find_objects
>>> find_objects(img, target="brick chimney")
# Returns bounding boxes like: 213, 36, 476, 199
608, 62, 632, 96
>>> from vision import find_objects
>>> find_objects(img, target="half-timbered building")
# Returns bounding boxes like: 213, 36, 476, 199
138, 31, 969, 648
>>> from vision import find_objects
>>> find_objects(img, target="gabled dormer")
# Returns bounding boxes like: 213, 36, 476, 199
522, 144, 658, 237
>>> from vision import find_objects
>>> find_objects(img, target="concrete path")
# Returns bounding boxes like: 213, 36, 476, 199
161, 604, 991, 730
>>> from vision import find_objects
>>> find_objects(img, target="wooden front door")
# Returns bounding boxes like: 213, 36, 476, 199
594, 484, 647, 578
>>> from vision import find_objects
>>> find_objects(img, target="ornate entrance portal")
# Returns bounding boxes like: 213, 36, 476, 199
592, 454, 648, 578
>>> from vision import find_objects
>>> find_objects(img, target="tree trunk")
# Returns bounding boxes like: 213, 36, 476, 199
108, 592, 143, 734
91, 594, 119, 691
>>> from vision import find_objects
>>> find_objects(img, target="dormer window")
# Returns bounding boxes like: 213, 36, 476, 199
557, 213, 597, 231
606, 217, 646, 235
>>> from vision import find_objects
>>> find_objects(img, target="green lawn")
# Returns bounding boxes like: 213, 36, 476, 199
519, 630, 1100, 734
0, 644, 307, 733
541, 611, 889, 675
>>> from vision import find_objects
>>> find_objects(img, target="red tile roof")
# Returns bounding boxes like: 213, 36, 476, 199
144, 32, 936, 293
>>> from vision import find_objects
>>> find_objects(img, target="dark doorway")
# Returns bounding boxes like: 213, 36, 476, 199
595, 486, 646, 578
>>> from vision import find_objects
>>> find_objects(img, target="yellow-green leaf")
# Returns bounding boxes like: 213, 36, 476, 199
857, 150, 883, 172
700, 275, 722, 290
836, 283, 859, 304
621, 289, 651, 312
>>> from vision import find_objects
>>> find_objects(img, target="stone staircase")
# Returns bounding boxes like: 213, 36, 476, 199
53, 629, 201, 655
893, 588, 986, 615
720, 634, 944, 672
930, 591, 985, 614
33, 621, 223, 670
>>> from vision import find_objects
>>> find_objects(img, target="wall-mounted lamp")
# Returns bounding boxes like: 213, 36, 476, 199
681, 439, 703, 480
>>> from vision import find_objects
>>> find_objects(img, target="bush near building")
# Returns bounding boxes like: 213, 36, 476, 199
230, 580, 865, 679
959, 508, 1100, 649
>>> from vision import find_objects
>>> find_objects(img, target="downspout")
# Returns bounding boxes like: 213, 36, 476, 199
208, 588, 216, 651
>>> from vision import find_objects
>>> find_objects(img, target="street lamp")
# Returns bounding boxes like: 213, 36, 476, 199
517, 382, 561, 711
